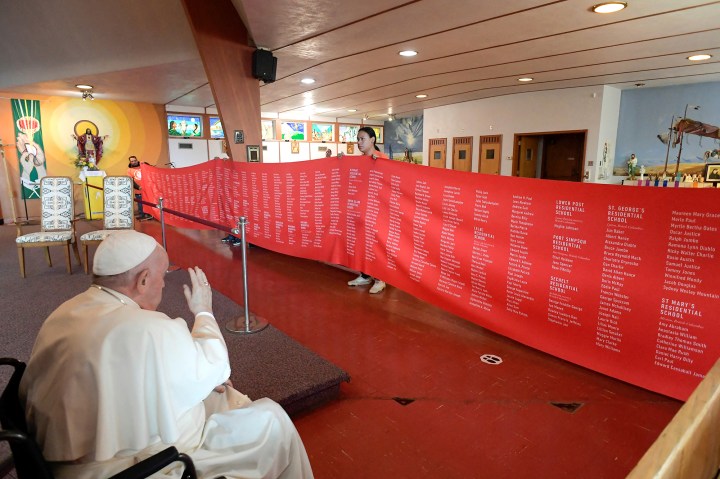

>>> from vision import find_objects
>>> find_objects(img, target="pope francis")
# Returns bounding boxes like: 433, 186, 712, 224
19, 230, 313, 478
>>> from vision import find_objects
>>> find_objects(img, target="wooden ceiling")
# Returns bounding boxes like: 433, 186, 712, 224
1, 0, 718, 121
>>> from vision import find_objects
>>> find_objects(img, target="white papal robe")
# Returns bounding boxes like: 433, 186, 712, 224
19, 286, 313, 478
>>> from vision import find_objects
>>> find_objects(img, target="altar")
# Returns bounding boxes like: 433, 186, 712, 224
79, 169, 106, 219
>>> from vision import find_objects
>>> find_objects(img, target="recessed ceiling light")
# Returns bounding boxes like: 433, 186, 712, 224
300, 78, 315, 84
518, 77, 533, 82
592, 2, 627, 13
687, 54, 712, 61
415, 94, 428, 98
347, 109, 357, 112
399, 50, 418, 57
75, 84, 93, 90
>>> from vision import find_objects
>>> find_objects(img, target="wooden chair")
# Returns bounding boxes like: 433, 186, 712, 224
80, 175, 135, 274
15, 176, 81, 278
0, 358, 197, 479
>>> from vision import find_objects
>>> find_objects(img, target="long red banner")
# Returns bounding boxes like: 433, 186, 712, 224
142, 158, 720, 400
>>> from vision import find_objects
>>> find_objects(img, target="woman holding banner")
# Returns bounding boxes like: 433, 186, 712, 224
347, 127, 388, 294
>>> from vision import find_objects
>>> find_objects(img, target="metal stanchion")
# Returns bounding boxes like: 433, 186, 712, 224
158, 197, 180, 272
225, 216, 269, 334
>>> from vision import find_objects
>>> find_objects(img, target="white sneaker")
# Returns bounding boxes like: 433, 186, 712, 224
369, 280, 386, 294
348, 274, 372, 286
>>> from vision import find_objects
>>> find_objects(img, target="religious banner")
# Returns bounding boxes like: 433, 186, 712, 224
141, 158, 720, 401
12, 99, 47, 199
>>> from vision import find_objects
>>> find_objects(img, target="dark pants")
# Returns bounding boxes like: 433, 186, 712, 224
135, 193, 144, 215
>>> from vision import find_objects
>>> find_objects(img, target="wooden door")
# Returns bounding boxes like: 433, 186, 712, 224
479, 135, 501, 175
542, 133, 586, 182
452, 136, 472, 172
518, 136, 539, 178
428, 138, 446, 168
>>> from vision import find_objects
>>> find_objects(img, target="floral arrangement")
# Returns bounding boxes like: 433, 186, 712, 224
73, 154, 99, 171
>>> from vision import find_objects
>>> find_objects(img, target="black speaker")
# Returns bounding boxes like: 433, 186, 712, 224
252, 49, 277, 83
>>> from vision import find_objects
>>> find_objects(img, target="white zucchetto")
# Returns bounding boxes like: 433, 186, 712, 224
93, 230, 160, 276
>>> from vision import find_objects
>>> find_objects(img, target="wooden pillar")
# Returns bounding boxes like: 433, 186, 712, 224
180, 0, 261, 162
626, 358, 720, 479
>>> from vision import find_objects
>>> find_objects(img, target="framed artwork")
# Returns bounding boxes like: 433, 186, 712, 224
312, 123, 335, 142
291, 140, 300, 154
261, 119, 276, 140
704, 163, 720, 183
338, 124, 360, 143
209, 116, 224, 138
281, 121, 306, 140
371, 126, 383, 143
167, 114, 203, 137
247, 145, 260, 162
347, 142, 355, 154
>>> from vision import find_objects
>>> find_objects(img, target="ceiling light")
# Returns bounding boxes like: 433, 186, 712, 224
388, 114, 397, 121
363, 114, 369, 121
592, 2, 627, 13
347, 109, 357, 112
415, 94, 428, 98
518, 77, 533, 82
300, 78, 315, 84
399, 50, 417, 57
75, 84, 93, 90
81, 90, 94, 101
687, 54, 712, 61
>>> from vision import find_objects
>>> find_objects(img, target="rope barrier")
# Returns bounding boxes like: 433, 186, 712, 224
88, 184, 266, 334
136, 198, 233, 233
85, 182, 230, 232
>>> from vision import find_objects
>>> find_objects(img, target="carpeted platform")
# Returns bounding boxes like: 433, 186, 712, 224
0, 223, 349, 416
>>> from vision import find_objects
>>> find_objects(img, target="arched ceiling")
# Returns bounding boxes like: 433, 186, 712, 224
1, 0, 718, 121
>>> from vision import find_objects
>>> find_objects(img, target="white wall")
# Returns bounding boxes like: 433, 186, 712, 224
208, 139, 229, 160
595, 86, 622, 184
278, 141, 311, 162
423, 86, 608, 179
168, 138, 209, 168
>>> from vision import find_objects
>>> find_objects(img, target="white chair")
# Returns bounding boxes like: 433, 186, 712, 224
15, 176, 80, 278
80, 175, 135, 274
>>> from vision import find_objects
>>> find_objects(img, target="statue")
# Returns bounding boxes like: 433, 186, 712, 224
72, 127, 108, 164
627, 153, 638, 179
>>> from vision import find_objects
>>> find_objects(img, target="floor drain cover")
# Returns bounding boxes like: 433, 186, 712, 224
550, 402, 584, 413
480, 354, 503, 365
392, 397, 416, 406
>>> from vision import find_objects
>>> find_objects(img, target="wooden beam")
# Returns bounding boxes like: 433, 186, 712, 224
180, 0, 261, 162
626, 358, 720, 479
